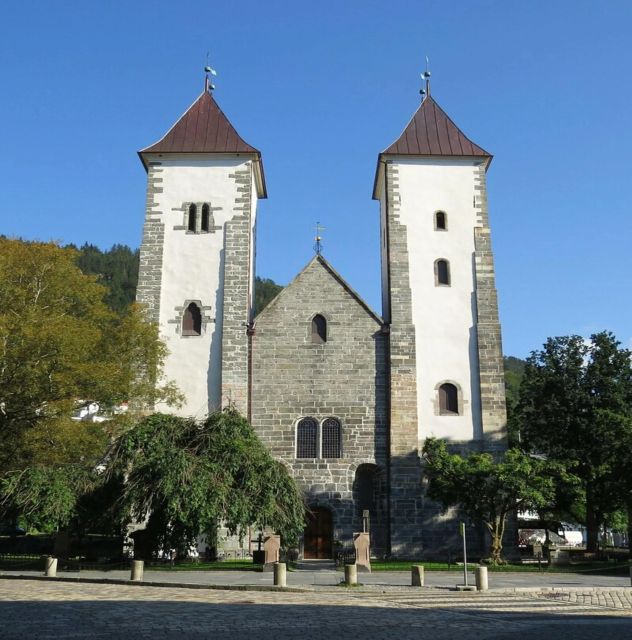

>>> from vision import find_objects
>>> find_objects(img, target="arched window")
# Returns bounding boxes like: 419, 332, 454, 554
435, 210, 447, 230
321, 417, 342, 458
187, 204, 197, 232
439, 383, 459, 415
296, 417, 318, 458
435, 259, 451, 286
182, 302, 202, 336
311, 314, 327, 344
201, 203, 210, 232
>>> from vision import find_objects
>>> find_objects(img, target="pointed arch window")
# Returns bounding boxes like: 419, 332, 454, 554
321, 417, 342, 458
182, 302, 202, 336
187, 204, 197, 232
311, 314, 327, 344
438, 383, 459, 415
435, 259, 451, 286
435, 210, 447, 230
296, 417, 318, 458
201, 203, 210, 232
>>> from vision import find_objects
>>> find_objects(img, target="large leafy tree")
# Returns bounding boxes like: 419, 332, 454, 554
422, 438, 557, 564
106, 409, 306, 558
515, 332, 632, 552
0, 238, 178, 472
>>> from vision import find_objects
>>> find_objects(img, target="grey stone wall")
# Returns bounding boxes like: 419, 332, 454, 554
383, 162, 424, 557
250, 256, 388, 554
473, 164, 508, 450
136, 162, 165, 323
220, 166, 253, 416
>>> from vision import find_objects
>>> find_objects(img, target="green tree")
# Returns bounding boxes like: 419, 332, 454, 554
422, 438, 557, 564
504, 356, 526, 447
0, 238, 178, 473
515, 332, 632, 552
105, 409, 306, 558
254, 277, 283, 315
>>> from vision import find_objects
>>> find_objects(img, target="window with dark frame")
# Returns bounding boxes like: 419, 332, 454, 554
311, 314, 327, 343
296, 417, 318, 458
436, 259, 450, 286
201, 203, 210, 232
182, 302, 202, 336
435, 210, 447, 230
321, 417, 342, 458
439, 383, 459, 415
187, 204, 197, 232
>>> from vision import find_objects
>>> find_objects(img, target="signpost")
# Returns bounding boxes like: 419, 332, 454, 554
460, 522, 468, 588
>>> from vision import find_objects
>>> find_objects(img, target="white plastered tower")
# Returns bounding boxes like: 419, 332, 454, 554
136, 85, 266, 418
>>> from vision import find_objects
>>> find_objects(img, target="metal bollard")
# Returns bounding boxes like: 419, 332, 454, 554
475, 566, 488, 591
273, 562, 287, 587
130, 560, 144, 582
411, 565, 424, 587
44, 556, 57, 578
345, 563, 358, 586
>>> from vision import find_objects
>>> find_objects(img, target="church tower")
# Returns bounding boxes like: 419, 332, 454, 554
137, 81, 266, 417
373, 82, 507, 555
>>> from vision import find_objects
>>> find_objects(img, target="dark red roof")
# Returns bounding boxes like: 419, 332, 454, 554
382, 95, 490, 158
140, 90, 260, 156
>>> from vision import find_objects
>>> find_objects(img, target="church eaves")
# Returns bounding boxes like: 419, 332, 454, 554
373, 94, 491, 199
139, 90, 266, 197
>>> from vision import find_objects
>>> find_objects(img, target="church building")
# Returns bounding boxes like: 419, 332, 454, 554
136, 73, 507, 559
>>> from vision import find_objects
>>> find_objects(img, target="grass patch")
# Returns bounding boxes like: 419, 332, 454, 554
145, 560, 262, 572
370, 559, 631, 574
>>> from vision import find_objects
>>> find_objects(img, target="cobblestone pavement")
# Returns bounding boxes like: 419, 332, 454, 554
0, 579, 631, 639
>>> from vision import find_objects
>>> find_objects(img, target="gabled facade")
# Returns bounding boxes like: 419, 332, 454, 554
137, 81, 507, 559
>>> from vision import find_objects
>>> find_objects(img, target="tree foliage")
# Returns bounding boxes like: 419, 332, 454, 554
254, 276, 283, 315
515, 332, 632, 551
0, 238, 178, 473
422, 438, 557, 564
106, 409, 306, 558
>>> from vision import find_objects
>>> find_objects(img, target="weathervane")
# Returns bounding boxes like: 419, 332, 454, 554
419, 56, 431, 99
204, 52, 217, 92
314, 222, 325, 255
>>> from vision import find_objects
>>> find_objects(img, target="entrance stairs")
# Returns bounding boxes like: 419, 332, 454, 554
295, 559, 336, 571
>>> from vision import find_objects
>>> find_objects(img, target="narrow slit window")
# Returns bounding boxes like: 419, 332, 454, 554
201, 204, 210, 232
436, 259, 451, 286
311, 314, 327, 344
435, 211, 447, 230
187, 204, 197, 232
296, 417, 318, 458
439, 383, 459, 415
321, 417, 342, 458
182, 302, 202, 336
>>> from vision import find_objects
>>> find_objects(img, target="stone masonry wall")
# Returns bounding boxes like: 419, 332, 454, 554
250, 257, 388, 554
220, 165, 253, 416
136, 162, 165, 323
473, 164, 507, 450
383, 162, 424, 557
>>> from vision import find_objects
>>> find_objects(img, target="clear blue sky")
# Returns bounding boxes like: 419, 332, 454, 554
1, 1, 631, 358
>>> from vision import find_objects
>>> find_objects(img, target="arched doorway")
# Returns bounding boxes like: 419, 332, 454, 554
303, 507, 333, 559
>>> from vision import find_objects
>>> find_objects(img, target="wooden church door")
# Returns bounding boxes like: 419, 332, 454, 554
303, 507, 333, 559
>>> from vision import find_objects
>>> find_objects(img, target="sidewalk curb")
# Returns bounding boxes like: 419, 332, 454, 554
0, 573, 308, 594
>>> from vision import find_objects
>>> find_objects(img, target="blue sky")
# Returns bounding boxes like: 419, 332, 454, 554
1, 1, 631, 358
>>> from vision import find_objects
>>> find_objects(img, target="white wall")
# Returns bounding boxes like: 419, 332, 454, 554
391, 157, 484, 442
143, 153, 256, 418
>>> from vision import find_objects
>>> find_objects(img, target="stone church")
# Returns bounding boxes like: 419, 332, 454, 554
136, 74, 507, 559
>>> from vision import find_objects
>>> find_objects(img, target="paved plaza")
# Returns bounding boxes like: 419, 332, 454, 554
1, 577, 631, 639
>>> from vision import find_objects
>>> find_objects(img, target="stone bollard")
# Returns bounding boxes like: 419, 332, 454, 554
130, 560, 144, 582
411, 565, 424, 587
273, 562, 287, 587
44, 556, 57, 578
475, 566, 488, 591
345, 563, 358, 586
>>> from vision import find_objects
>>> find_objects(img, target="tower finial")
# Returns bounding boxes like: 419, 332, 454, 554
314, 221, 325, 255
420, 56, 431, 100
204, 52, 217, 92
